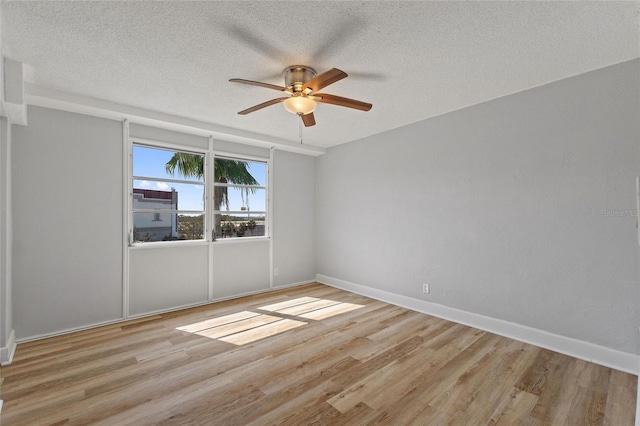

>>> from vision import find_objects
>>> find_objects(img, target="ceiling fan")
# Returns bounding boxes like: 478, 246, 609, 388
229, 66, 372, 127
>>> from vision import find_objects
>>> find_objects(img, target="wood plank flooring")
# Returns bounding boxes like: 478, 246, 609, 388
0, 283, 636, 425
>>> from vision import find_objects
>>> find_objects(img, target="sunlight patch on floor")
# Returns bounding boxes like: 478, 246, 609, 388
176, 297, 364, 345
177, 310, 306, 346
176, 311, 260, 333
258, 297, 365, 320
219, 319, 306, 345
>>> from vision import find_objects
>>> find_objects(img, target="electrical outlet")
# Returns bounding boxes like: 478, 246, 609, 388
274, 267, 279, 276
422, 283, 430, 294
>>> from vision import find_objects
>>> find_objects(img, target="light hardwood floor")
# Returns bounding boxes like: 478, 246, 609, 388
0, 283, 636, 425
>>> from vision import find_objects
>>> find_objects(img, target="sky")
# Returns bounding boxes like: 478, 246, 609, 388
133, 145, 266, 213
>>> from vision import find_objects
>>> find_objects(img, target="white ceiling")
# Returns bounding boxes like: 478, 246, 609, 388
1, 1, 638, 149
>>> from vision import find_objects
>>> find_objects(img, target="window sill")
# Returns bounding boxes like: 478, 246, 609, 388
129, 236, 270, 249
213, 236, 270, 244
130, 240, 209, 250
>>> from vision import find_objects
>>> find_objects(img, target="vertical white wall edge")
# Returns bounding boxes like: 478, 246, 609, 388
636, 176, 640, 246
635, 176, 640, 426
635, 177, 639, 425
0, 98, 17, 366
122, 119, 130, 319
268, 147, 275, 288
208, 136, 214, 301
636, 352, 640, 426
0, 328, 15, 366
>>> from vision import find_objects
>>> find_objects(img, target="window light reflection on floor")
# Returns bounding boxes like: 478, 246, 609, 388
257, 297, 365, 320
176, 310, 306, 346
176, 297, 364, 345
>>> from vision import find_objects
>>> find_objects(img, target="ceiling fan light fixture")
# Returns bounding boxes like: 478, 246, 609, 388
230, 66, 372, 127
283, 96, 316, 115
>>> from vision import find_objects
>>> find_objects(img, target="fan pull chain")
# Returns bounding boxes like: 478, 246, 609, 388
298, 113, 303, 144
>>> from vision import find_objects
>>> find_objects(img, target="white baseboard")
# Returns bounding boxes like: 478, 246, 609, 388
273, 279, 316, 289
0, 328, 16, 366
127, 280, 315, 320
317, 274, 639, 375
16, 281, 316, 345
637, 364, 640, 426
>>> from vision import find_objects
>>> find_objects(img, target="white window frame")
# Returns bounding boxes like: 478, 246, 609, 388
212, 152, 269, 241
128, 137, 208, 246
125, 136, 270, 247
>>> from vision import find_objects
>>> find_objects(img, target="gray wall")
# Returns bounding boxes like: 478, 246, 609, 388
13, 59, 638, 359
12, 107, 124, 339
130, 244, 209, 315
11, 107, 316, 340
211, 240, 270, 299
316, 59, 640, 355
272, 150, 316, 287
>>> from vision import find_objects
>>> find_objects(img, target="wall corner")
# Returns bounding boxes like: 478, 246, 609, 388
0, 328, 16, 365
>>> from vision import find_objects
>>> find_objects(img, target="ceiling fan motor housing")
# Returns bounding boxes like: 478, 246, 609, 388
283, 65, 317, 92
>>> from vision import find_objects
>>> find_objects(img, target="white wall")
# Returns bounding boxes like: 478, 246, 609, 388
12, 107, 124, 339
316, 59, 640, 355
272, 150, 316, 287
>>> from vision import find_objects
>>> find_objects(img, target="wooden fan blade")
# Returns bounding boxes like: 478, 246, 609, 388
314, 93, 372, 111
238, 97, 289, 115
301, 112, 316, 127
229, 78, 287, 92
302, 68, 348, 92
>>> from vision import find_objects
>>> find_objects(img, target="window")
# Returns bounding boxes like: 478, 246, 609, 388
130, 143, 268, 244
214, 156, 267, 239
132, 145, 205, 243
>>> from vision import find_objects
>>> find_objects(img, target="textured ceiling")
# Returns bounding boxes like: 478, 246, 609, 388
1, 1, 638, 149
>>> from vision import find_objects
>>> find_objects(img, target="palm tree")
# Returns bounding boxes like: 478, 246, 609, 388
165, 153, 259, 237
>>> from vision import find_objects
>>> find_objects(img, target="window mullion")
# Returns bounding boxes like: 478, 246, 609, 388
133, 175, 204, 186
134, 209, 204, 214
213, 183, 265, 190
